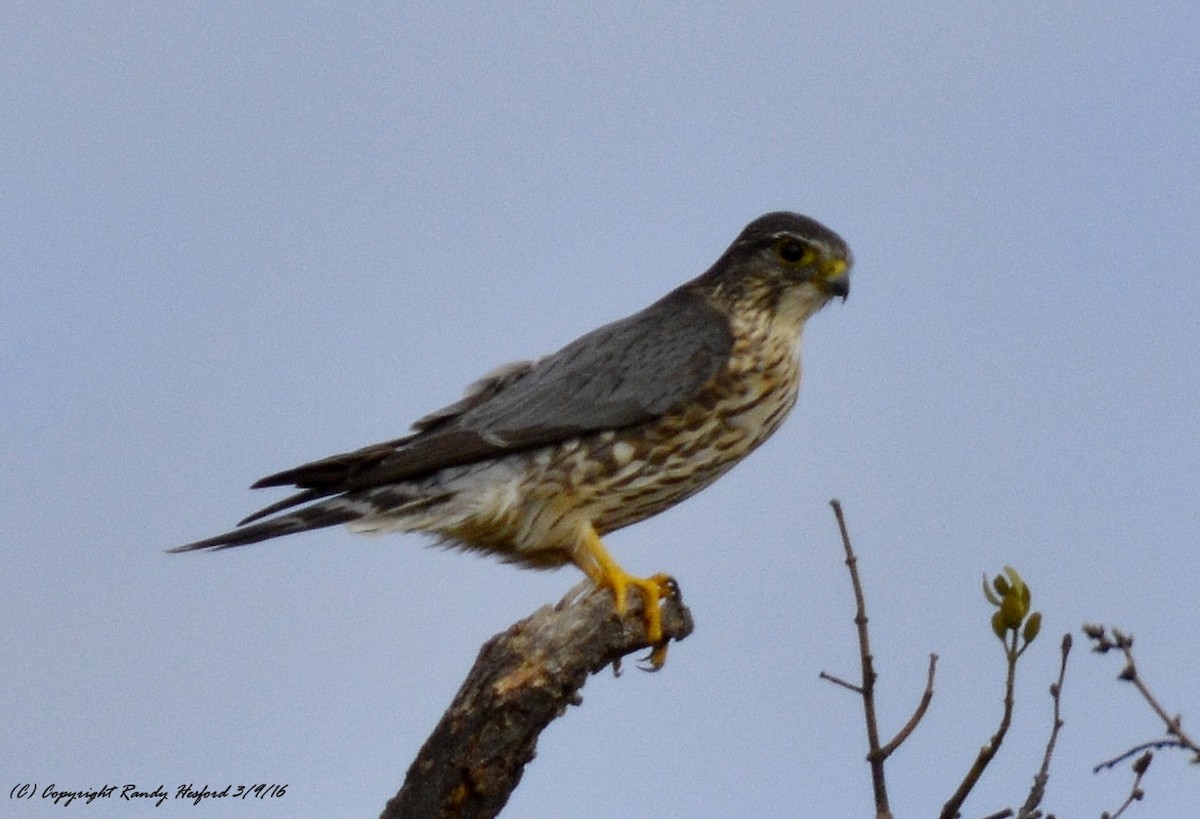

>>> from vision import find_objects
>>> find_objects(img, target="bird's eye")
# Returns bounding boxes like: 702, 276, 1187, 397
774, 238, 811, 265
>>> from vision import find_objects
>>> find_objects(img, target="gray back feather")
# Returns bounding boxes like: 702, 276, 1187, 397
455, 288, 731, 441
256, 286, 732, 494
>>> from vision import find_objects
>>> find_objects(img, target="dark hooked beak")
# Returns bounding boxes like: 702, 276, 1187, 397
820, 257, 850, 300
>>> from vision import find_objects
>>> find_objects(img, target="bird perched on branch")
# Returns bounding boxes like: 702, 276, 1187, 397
172, 211, 851, 667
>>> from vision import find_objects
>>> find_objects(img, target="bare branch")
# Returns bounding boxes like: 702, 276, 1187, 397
939, 628, 1020, 819
1103, 751, 1152, 819
877, 653, 938, 761
381, 580, 693, 819
1094, 738, 1191, 773
819, 670, 864, 694
1016, 632, 1072, 819
823, 499, 936, 819
1084, 625, 1200, 769
827, 499, 890, 817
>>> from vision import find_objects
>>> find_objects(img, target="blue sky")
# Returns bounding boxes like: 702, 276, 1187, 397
3, 4, 1198, 817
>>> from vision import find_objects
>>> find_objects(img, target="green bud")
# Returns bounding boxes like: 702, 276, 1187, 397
992, 610, 1008, 640
1023, 611, 1042, 644
999, 593, 1025, 630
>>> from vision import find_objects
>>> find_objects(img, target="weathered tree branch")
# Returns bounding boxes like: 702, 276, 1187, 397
381, 579, 694, 819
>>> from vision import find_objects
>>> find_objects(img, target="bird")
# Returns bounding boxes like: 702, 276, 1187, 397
172, 211, 851, 666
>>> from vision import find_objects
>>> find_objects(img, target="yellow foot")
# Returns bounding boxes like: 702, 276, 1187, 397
577, 528, 675, 669
606, 569, 675, 670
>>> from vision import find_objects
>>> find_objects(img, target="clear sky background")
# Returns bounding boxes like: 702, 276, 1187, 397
3, 4, 1198, 817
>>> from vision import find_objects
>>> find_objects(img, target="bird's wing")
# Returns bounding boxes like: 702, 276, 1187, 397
248, 287, 732, 502
409, 358, 540, 433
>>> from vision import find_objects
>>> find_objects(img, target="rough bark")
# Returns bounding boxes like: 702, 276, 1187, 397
381, 579, 694, 819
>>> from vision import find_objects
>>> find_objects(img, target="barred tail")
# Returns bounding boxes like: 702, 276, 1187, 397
168, 498, 364, 553
169, 488, 453, 553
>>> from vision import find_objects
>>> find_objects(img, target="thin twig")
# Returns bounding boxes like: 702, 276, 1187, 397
877, 653, 938, 760
827, 499, 890, 819
1084, 624, 1200, 769
1016, 632, 1072, 818
1116, 638, 1199, 760
939, 628, 1020, 819
821, 500, 938, 819
1094, 738, 1190, 773
819, 670, 863, 694
1105, 751, 1152, 819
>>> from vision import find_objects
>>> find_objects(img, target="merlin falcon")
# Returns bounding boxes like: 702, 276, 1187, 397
173, 212, 851, 666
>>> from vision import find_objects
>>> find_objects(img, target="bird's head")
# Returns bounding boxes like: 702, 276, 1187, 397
697, 212, 852, 317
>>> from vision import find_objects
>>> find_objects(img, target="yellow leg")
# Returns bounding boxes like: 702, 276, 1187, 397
577, 527, 673, 667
